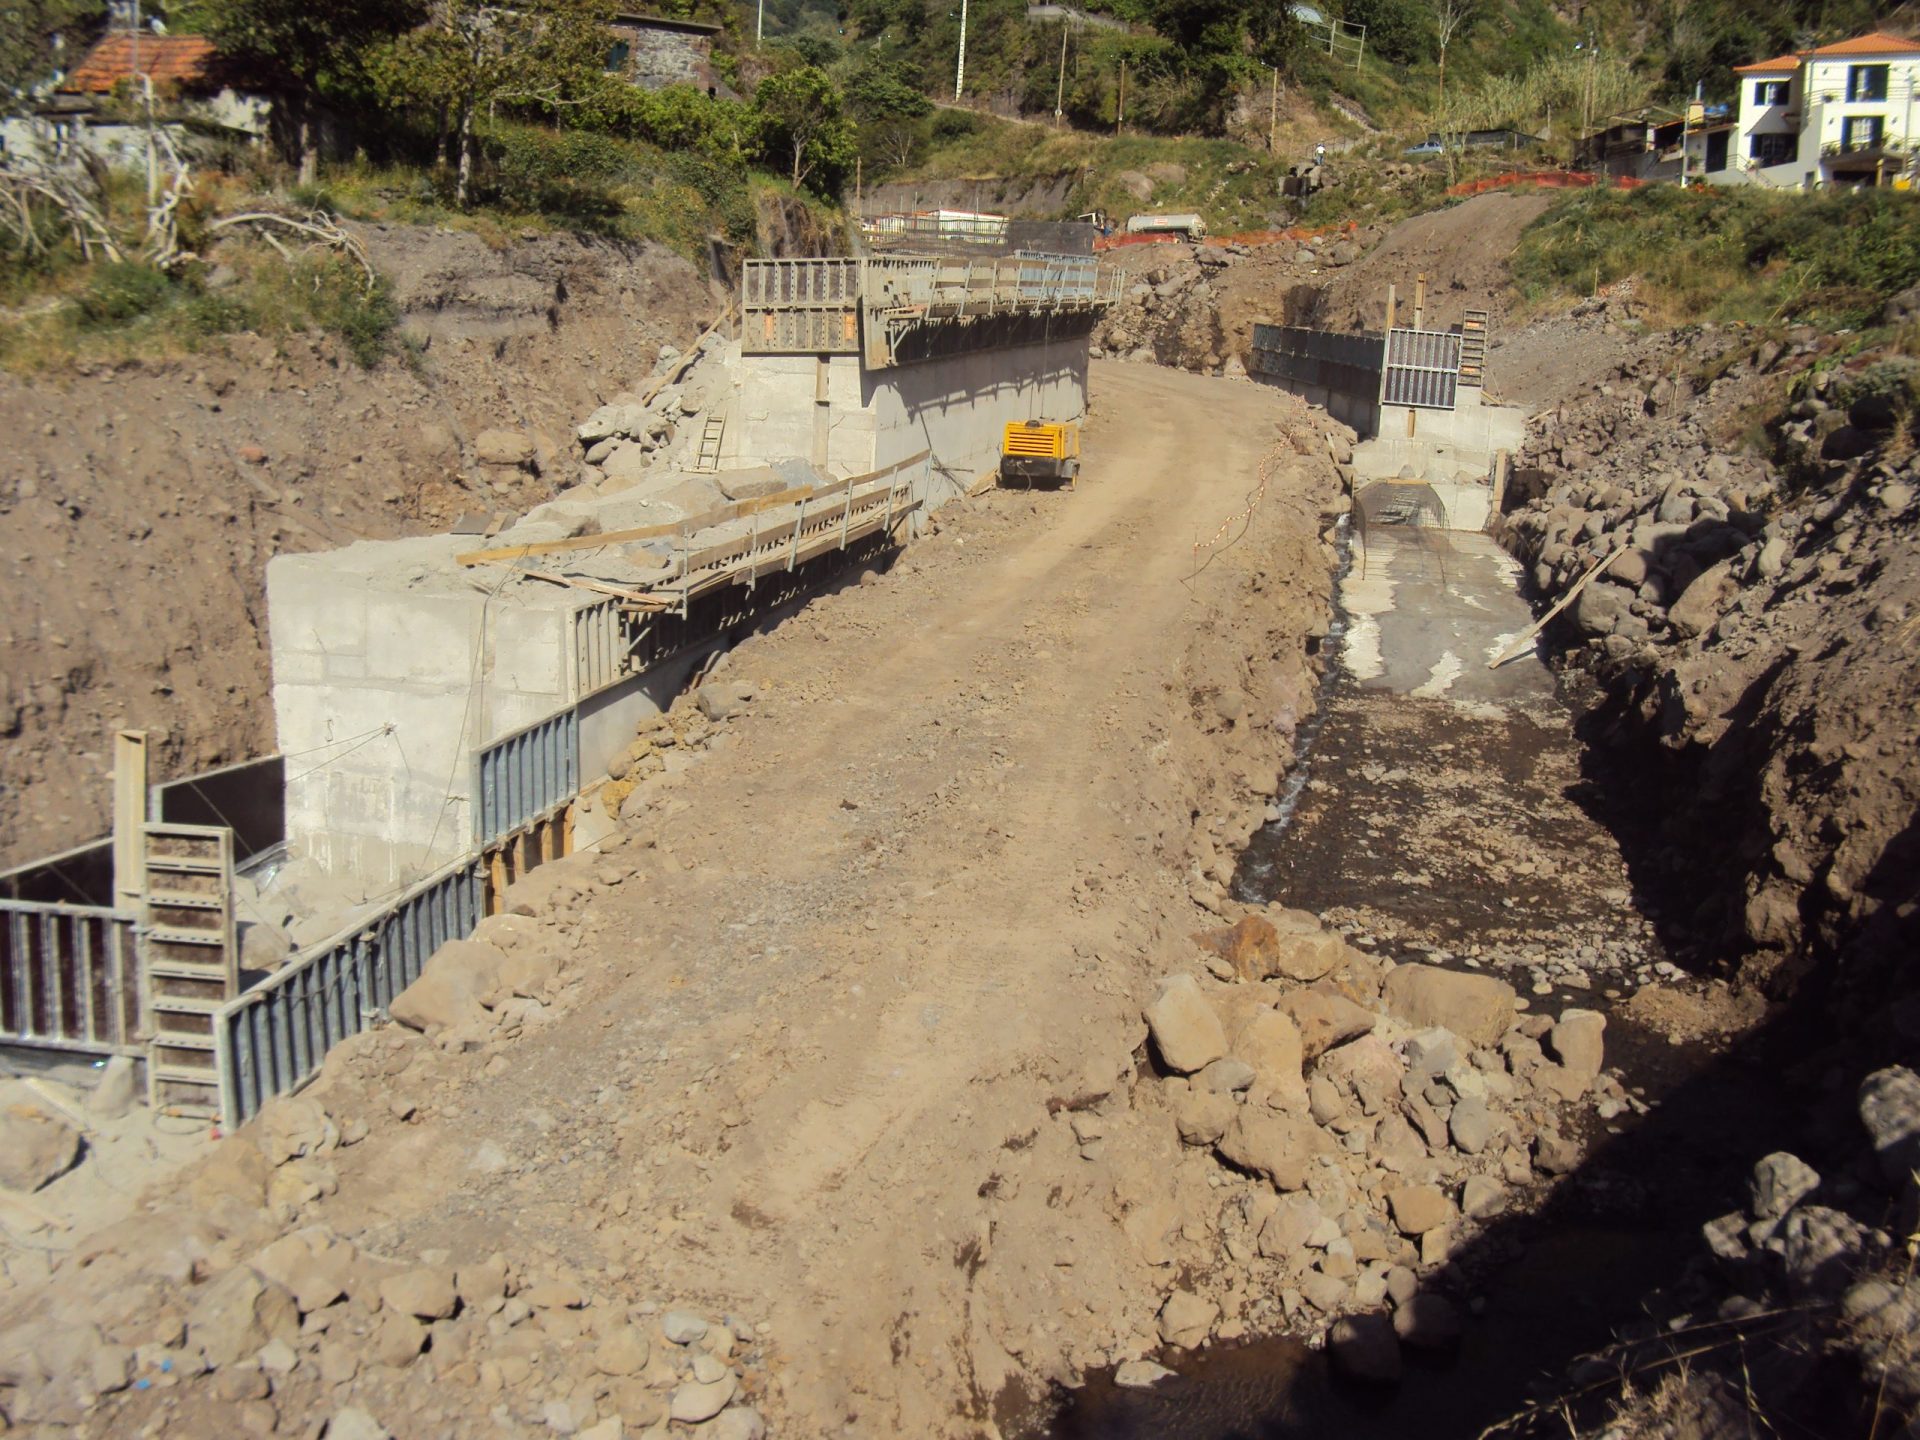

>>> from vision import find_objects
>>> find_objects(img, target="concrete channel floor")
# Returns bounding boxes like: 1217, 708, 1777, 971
1340, 528, 1550, 710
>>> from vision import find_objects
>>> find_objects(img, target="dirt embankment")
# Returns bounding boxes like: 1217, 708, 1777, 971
0, 228, 711, 869
0, 363, 1356, 1438
1092, 192, 1551, 375
1495, 310, 1919, 1010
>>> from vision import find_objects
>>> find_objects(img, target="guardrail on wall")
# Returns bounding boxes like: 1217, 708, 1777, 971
217, 851, 487, 1125
0, 902, 143, 1054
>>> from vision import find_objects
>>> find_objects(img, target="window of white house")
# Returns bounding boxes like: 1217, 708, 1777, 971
606, 39, 632, 70
1751, 132, 1798, 165
1753, 80, 1789, 105
1847, 64, 1889, 101
1842, 114, 1886, 151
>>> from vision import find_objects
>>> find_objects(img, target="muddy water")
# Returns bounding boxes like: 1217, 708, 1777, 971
1028, 530, 1786, 1440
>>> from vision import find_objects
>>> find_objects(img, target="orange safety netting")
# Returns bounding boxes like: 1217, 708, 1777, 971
1093, 220, 1359, 253
1445, 170, 1647, 197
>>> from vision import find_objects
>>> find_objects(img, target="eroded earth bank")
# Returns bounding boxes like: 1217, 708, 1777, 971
2, 232, 1917, 1440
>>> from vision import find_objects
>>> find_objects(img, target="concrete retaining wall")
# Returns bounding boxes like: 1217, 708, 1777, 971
268, 541, 587, 887
730, 340, 1088, 507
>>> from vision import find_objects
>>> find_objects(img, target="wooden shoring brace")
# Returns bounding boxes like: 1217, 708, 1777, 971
788, 494, 808, 572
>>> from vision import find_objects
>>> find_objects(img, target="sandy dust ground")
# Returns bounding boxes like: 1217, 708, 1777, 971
5, 361, 1345, 1439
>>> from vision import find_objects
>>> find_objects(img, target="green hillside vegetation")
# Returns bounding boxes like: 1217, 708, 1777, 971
5, 0, 1918, 372
1512, 185, 1920, 329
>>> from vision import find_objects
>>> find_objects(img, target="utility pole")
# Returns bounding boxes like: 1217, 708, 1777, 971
756, 0, 764, 45
955, 0, 968, 100
1269, 65, 1279, 153
1055, 22, 1069, 125
1116, 58, 1125, 134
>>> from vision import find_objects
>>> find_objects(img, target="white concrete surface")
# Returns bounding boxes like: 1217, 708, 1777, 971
1341, 531, 1549, 708
1353, 388, 1525, 497
270, 539, 590, 887
729, 340, 1089, 509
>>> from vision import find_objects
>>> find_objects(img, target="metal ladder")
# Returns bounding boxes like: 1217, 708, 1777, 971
1459, 309, 1490, 388
693, 412, 726, 473
140, 824, 237, 1116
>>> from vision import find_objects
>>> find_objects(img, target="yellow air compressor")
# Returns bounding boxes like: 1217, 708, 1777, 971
999, 420, 1081, 489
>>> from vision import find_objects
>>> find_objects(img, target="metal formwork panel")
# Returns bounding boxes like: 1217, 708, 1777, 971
1382, 327, 1463, 410
216, 857, 486, 1125
741, 258, 862, 355
569, 599, 625, 700
0, 902, 141, 1053
474, 710, 579, 846
1248, 323, 1387, 404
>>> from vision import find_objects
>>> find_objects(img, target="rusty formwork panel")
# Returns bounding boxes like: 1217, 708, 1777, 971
741, 258, 862, 355
743, 253, 1119, 367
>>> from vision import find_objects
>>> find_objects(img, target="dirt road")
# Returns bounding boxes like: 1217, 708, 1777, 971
20, 362, 1342, 1438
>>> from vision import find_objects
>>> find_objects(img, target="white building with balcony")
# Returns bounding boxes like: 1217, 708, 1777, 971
1732, 31, 1920, 187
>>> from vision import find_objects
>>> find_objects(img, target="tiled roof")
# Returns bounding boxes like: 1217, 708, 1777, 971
1733, 52, 1801, 74
60, 34, 220, 94
1733, 30, 1920, 73
1807, 30, 1920, 57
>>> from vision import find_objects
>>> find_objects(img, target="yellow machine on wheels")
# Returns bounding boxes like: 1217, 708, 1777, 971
999, 420, 1081, 489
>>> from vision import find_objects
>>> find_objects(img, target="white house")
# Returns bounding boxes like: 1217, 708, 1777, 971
0, 33, 271, 169
1732, 31, 1920, 188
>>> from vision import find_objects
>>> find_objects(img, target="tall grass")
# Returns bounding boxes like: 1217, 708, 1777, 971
0, 248, 400, 373
1511, 185, 1920, 328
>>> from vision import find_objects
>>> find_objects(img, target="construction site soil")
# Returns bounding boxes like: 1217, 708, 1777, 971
3, 192, 1917, 1440
0, 226, 711, 869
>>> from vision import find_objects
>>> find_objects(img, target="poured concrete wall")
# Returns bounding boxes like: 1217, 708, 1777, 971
269, 540, 581, 887
730, 340, 1089, 506
1354, 389, 1526, 489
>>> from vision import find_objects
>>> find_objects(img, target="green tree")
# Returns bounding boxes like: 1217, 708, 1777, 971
752, 65, 855, 190
374, 0, 614, 205
2, 0, 105, 113
194, 0, 419, 181
1338, 0, 1427, 66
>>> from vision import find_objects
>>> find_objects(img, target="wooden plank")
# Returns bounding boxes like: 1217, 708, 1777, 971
455, 451, 929, 569
454, 486, 810, 567
1488, 545, 1620, 669
519, 569, 657, 604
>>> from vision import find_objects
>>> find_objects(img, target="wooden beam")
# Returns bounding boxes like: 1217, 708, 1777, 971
454, 451, 929, 568
518, 568, 660, 604
113, 730, 148, 913
1489, 546, 1620, 669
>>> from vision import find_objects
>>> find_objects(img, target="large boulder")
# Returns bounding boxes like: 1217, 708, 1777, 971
1547, 1009, 1606, 1083
1144, 976, 1228, 1074
1156, 1290, 1217, 1348
188, 1267, 299, 1368
473, 428, 535, 467
1859, 1067, 1920, 1193
1381, 966, 1516, 1049
1274, 988, 1374, 1060
388, 939, 508, 1036
1216, 1111, 1324, 1191
0, 1107, 80, 1192
1234, 1009, 1308, 1111
1328, 1313, 1400, 1384
1667, 558, 1738, 640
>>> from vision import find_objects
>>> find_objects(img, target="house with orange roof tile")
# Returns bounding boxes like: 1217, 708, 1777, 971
1732, 30, 1920, 187
1, 28, 270, 167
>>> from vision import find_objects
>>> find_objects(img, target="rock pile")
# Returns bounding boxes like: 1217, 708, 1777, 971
571, 336, 727, 492
0, 824, 774, 1437
1582, 1066, 1920, 1431
1494, 322, 1919, 990
1132, 907, 1632, 1381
